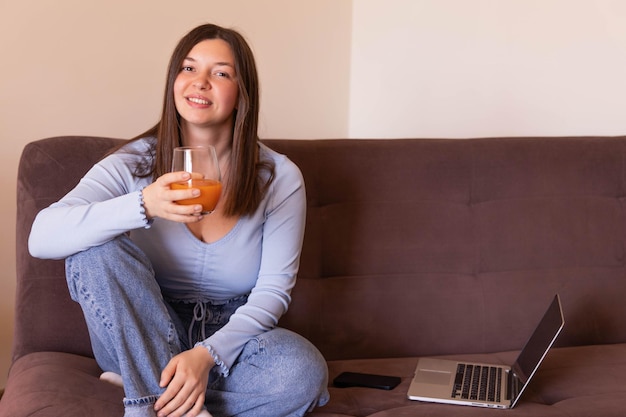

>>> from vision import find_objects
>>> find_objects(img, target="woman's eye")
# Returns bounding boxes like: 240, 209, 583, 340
214, 71, 230, 78
181, 66, 194, 72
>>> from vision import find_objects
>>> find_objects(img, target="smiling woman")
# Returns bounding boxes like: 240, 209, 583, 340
26, 23, 329, 417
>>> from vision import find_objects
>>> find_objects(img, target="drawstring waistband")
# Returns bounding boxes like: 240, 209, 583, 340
188, 301, 213, 347
165, 294, 249, 348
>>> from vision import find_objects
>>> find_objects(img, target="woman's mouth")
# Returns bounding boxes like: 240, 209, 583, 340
187, 97, 211, 105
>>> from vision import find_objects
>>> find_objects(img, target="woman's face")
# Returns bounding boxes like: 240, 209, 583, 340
173, 39, 239, 135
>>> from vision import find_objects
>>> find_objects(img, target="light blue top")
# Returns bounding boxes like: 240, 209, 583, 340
28, 137, 307, 374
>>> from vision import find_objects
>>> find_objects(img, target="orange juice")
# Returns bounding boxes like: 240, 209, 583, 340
171, 179, 222, 212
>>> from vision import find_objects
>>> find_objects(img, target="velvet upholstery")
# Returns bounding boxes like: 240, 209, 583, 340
3, 135, 626, 416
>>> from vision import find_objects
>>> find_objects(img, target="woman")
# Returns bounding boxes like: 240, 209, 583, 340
28, 23, 329, 417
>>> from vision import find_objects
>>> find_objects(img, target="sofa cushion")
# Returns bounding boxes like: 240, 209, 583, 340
1, 352, 123, 417
310, 343, 626, 416
5, 344, 626, 417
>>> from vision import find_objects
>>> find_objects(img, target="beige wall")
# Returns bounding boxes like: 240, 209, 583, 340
3, 0, 626, 389
350, 0, 626, 138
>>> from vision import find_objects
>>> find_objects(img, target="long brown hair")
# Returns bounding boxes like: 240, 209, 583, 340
132, 23, 274, 216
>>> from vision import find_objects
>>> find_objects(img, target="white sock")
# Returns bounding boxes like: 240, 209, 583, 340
99, 371, 124, 388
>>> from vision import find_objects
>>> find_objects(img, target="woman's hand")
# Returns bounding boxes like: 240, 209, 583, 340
154, 346, 215, 417
142, 172, 204, 223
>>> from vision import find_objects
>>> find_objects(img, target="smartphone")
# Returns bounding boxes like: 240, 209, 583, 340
333, 371, 401, 390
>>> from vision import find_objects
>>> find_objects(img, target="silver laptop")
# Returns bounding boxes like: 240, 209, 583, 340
407, 294, 564, 409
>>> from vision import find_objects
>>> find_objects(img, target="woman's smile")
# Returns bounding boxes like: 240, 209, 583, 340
186, 95, 212, 106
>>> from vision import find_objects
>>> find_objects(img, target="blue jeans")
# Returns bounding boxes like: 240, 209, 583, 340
65, 235, 329, 417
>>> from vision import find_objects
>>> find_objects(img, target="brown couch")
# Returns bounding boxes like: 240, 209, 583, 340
3, 135, 626, 416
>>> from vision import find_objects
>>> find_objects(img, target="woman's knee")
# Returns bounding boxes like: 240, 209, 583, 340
67, 235, 151, 271
220, 328, 328, 414
260, 328, 328, 392
65, 235, 155, 301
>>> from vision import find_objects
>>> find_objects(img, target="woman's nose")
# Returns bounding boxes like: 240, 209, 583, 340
193, 76, 210, 90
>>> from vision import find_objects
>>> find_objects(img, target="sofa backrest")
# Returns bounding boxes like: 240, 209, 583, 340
14, 136, 124, 362
268, 137, 626, 360
14, 136, 626, 364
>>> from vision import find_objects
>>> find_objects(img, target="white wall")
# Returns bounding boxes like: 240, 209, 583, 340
3, 0, 626, 390
350, 0, 626, 138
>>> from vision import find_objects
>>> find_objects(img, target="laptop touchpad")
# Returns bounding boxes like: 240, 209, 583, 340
415, 370, 451, 385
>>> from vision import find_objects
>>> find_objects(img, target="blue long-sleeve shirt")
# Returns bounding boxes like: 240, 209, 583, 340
28, 137, 307, 374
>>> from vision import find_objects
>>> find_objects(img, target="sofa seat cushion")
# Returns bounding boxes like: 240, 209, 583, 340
4, 344, 626, 417
2, 351, 123, 417
310, 343, 626, 417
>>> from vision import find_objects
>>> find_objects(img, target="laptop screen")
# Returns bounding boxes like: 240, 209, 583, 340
512, 295, 564, 384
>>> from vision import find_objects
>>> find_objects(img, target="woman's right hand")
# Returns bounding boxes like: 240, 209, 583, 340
141, 172, 204, 223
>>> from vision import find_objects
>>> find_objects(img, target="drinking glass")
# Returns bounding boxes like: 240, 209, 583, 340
170, 146, 222, 214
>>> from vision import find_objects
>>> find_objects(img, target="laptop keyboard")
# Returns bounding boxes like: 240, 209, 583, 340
452, 363, 502, 403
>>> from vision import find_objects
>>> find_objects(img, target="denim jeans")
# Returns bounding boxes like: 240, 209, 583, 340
65, 235, 329, 417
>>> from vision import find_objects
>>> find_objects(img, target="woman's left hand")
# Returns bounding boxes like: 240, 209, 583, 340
154, 346, 215, 417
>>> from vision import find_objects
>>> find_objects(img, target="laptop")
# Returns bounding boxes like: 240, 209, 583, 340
407, 294, 564, 409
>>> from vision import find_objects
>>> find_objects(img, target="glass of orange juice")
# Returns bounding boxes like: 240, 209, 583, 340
170, 146, 222, 214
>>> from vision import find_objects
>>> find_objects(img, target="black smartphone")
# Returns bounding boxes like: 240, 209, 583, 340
333, 371, 401, 390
